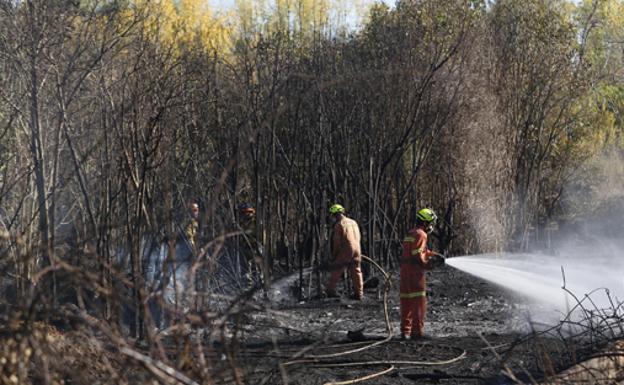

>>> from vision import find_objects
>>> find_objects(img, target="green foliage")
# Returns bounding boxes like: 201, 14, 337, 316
572, 0, 624, 154
2, 0, 624, 264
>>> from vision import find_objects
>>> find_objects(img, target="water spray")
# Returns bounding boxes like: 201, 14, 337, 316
445, 252, 624, 327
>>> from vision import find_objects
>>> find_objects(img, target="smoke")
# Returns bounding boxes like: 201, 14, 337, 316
448, 148, 624, 330
560, 148, 624, 237
450, 146, 624, 325
459, 67, 513, 254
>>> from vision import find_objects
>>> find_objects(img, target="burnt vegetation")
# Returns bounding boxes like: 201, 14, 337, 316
0, 0, 623, 384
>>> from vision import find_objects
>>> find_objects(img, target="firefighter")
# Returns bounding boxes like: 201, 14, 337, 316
325, 204, 364, 300
238, 203, 263, 287
399, 208, 445, 339
184, 202, 200, 250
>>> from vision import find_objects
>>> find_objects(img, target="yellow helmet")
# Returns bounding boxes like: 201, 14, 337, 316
329, 204, 345, 215
416, 208, 437, 224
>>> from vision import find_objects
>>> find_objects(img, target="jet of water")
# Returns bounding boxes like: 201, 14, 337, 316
446, 252, 624, 319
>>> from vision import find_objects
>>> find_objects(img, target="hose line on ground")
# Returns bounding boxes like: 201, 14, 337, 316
284, 254, 393, 364
284, 254, 467, 385
322, 365, 395, 385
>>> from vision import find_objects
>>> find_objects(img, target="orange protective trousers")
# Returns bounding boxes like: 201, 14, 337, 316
400, 297, 427, 337
327, 254, 363, 298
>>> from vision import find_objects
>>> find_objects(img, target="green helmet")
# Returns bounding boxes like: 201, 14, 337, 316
416, 208, 437, 224
329, 204, 345, 215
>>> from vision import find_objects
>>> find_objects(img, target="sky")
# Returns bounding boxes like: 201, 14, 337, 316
208, 0, 396, 30
210, 0, 234, 10
208, 0, 583, 26
210, 0, 581, 13
210, 0, 395, 13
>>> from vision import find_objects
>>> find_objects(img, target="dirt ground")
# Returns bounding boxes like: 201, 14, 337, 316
209, 265, 598, 385
3, 262, 616, 384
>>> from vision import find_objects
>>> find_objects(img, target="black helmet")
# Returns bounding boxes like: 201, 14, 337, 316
238, 203, 255, 214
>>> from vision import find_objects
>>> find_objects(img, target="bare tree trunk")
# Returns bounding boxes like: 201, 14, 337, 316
27, 0, 51, 289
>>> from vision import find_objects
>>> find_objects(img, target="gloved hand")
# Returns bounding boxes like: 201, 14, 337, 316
429, 253, 446, 268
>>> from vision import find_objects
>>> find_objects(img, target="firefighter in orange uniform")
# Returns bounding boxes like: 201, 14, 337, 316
325, 204, 364, 300
400, 208, 445, 339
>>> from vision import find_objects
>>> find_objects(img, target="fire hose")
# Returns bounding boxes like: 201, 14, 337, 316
284, 254, 465, 385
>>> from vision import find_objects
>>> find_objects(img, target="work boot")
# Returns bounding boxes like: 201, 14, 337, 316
325, 290, 340, 299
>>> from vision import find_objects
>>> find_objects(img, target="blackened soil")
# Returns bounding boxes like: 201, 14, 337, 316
208, 266, 582, 385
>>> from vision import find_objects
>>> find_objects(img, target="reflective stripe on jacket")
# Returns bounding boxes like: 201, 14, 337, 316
399, 227, 435, 296
399, 290, 426, 299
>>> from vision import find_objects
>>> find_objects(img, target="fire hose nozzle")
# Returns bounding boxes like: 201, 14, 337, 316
430, 253, 446, 268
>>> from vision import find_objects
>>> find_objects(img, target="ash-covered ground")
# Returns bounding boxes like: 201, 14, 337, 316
206, 265, 589, 385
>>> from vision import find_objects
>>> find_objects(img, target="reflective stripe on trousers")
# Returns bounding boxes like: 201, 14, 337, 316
399, 290, 426, 299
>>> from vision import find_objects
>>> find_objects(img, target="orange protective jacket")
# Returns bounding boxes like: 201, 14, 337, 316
331, 216, 361, 262
399, 227, 436, 298
326, 215, 363, 298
